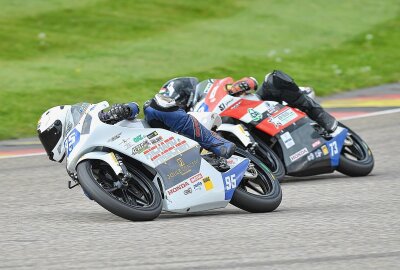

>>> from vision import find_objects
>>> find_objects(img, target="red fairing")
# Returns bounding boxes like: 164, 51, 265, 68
256, 107, 306, 136
204, 77, 233, 111
220, 99, 263, 119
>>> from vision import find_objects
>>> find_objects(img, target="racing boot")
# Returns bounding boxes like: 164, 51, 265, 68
257, 70, 337, 133
184, 116, 236, 159
291, 94, 338, 133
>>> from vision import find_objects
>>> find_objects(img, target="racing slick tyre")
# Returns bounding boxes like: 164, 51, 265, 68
230, 148, 282, 213
221, 132, 286, 182
253, 138, 286, 182
337, 123, 374, 177
77, 159, 162, 221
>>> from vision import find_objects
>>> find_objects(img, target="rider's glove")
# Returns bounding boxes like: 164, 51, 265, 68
227, 77, 258, 96
99, 103, 139, 123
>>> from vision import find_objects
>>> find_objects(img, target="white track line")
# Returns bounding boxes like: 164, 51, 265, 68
1, 108, 400, 160
338, 108, 400, 121
0, 152, 46, 159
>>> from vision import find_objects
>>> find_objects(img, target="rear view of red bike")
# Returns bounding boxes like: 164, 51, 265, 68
193, 78, 374, 181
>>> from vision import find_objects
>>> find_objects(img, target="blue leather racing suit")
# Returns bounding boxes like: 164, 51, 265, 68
109, 96, 235, 159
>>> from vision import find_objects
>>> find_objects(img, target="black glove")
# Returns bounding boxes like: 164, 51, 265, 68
99, 103, 132, 123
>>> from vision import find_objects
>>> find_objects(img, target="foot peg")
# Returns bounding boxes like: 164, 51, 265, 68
202, 154, 230, 172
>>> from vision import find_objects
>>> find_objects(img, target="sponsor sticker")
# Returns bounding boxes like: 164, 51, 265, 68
147, 131, 158, 140
143, 136, 191, 166
312, 140, 321, 148
230, 100, 242, 110
183, 187, 192, 195
150, 136, 163, 144
307, 153, 315, 161
248, 108, 262, 122
203, 177, 214, 191
289, 147, 309, 162
166, 158, 199, 180
281, 132, 295, 149
264, 102, 277, 114
193, 181, 203, 191
132, 140, 150, 155
315, 149, 323, 158
219, 97, 235, 111
190, 173, 203, 183
133, 134, 144, 143
177, 158, 185, 167
321, 145, 329, 156
268, 108, 297, 128
167, 181, 189, 196
156, 148, 202, 189
107, 132, 122, 142
65, 122, 73, 136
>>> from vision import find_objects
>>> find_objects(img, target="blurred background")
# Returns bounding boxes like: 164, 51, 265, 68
0, 0, 399, 140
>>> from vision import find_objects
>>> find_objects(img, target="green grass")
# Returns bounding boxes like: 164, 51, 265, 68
0, 0, 399, 139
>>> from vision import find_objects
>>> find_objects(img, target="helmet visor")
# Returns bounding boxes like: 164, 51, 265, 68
38, 120, 63, 161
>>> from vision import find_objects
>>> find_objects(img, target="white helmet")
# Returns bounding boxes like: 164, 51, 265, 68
37, 105, 73, 162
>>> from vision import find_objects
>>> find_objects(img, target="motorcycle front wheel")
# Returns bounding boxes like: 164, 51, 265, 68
77, 159, 162, 221
230, 148, 282, 213
337, 123, 374, 177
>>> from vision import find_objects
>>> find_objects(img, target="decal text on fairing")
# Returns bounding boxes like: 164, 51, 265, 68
268, 108, 297, 128
190, 173, 203, 183
281, 132, 295, 149
107, 132, 122, 142
167, 181, 189, 196
131, 140, 150, 155
167, 158, 199, 179
289, 147, 309, 162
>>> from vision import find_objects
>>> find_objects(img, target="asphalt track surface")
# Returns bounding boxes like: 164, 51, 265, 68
1, 110, 399, 270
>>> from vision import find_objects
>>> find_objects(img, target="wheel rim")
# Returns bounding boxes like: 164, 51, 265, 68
88, 161, 156, 208
341, 133, 369, 162
238, 157, 274, 196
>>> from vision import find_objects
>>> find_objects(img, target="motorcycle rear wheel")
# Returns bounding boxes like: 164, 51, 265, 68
337, 123, 374, 177
77, 159, 162, 221
230, 148, 282, 213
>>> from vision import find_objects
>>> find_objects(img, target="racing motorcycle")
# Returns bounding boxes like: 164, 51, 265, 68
63, 101, 282, 221
192, 78, 374, 181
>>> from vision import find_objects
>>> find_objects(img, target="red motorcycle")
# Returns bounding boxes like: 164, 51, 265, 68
193, 78, 374, 181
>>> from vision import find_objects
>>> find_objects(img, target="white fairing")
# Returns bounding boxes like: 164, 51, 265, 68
217, 123, 252, 147
65, 101, 249, 213
188, 112, 222, 130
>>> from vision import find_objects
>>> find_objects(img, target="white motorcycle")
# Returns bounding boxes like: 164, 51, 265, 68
65, 101, 282, 221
